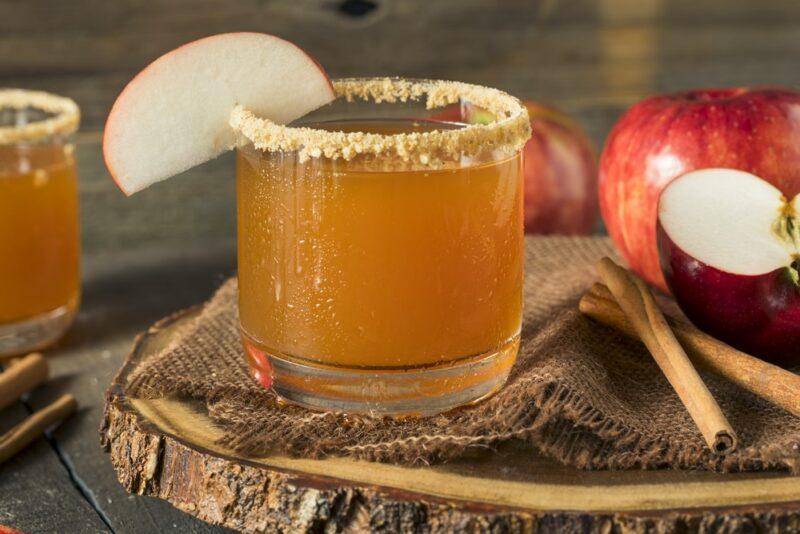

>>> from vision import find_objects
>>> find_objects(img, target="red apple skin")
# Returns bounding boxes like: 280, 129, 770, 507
658, 224, 800, 364
522, 102, 598, 234
428, 104, 462, 123
600, 88, 800, 293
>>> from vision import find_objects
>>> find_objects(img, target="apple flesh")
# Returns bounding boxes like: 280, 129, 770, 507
658, 168, 800, 364
600, 88, 800, 292
103, 32, 334, 195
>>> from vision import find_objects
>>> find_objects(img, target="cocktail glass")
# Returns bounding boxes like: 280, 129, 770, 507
0, 90, 81, 356
232, 78, 530, 415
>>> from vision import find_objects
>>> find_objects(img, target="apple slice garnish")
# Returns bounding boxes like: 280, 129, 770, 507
658, 168, 800, 364
103, 32, 334, 195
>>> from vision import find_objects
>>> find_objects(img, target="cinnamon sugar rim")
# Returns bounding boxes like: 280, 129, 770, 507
0, 89, 80, 145
230, 78, 531, 164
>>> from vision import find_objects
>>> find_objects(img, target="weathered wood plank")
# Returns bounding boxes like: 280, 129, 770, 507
75, 138, 236, 254
13, 141, 236, 532
0, 402, 108, 533
3, 0, 800, 136
20, 242, 237, 533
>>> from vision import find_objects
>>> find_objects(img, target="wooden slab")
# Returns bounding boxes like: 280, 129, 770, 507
102, 308, 800, 532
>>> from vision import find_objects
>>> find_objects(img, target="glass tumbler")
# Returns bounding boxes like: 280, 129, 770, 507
0, 90, 81, 356
232, 78, 530, 415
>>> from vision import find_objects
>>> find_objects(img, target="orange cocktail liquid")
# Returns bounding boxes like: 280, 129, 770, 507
0, 144, 80, 326
237, 120, 523, 412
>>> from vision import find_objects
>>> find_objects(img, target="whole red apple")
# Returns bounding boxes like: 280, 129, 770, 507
599, 87, 800, 293
452, 101, 598, 234
520, 102, 598, 234
658, 168, 800, 364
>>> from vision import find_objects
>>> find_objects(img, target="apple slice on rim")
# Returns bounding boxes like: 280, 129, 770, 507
658, 168, 800, 363
103, 32, 334, 195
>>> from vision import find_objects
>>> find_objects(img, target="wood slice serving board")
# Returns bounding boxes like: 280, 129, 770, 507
101, 309, 800, 532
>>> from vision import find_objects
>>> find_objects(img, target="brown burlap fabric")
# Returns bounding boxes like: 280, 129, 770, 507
126, 236, 800, 472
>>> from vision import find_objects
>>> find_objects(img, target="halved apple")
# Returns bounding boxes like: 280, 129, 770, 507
658, 168, 800, 364
103, 32, 334, 195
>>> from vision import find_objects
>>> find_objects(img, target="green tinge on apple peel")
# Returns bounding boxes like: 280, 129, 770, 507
471, 110, 496, 125
464, 104, 497, 125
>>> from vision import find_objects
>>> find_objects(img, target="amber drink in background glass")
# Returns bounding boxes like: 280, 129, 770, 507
232, 78, 530, 415
0, 90, 81, 356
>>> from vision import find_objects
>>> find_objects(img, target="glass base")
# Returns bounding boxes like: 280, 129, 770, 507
0, 305, 76, 357
243, 334, 519, 416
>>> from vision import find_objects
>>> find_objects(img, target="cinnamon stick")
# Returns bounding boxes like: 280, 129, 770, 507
0, 394, 76, 464
580, 282, 800, 418
0, 353, 48, 411
595, 257, 737, 454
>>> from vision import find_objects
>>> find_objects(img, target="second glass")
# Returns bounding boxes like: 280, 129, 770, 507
0, 90, 81, 356
233, 78, 530, 415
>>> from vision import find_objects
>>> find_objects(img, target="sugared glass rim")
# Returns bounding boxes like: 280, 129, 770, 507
0, 89, 80, 145
230, 77, 531, 165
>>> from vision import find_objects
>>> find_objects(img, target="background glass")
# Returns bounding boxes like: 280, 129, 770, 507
0, 101, 81, 356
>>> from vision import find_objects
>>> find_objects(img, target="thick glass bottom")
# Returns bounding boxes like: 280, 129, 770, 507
0, 304, 76, 357
242, 333, 519, 416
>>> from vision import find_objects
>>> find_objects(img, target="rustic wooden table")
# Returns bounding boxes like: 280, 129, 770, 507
2, 1, 800, 531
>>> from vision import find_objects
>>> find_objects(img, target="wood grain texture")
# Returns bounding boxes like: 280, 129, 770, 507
75, 137, 236, 255
19, 242, 236, 533
9, 139, 236, 533
3, 0, 800, 145
0, 402, 108, 533
100, 307, 800, 533
4, 141, 236, 532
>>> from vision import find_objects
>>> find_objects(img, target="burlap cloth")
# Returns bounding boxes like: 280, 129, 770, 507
126, 236, 800, 472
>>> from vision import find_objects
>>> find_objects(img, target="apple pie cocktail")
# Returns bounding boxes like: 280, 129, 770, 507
232, 78, 530, 415
0, 90, 81, 356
